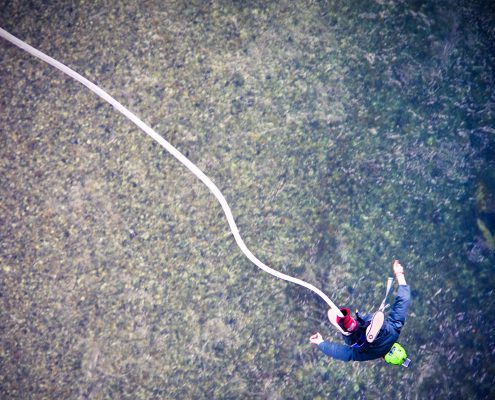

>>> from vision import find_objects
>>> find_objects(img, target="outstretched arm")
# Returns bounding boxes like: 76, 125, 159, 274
388, 260, 411, 332
309, 332, 353, 361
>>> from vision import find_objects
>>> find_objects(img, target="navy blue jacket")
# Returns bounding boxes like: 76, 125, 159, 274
318, 285, 411, 361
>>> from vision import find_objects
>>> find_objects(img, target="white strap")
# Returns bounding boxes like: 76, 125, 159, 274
0, 27, 342, 315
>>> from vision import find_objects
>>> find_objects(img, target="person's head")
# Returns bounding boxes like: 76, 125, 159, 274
337, 308, 358, 333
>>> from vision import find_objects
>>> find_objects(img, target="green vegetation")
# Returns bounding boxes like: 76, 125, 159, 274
0, 1, 494, 399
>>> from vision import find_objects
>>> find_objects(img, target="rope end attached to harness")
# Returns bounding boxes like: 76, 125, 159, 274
327, 308, 351, 335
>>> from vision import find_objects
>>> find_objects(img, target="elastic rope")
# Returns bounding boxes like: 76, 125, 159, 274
0, 27, 342, 315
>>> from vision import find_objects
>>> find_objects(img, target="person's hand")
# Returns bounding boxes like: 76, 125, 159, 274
392, 259, 407, 285
309, 332, 324, 345
392, 259, 404, 276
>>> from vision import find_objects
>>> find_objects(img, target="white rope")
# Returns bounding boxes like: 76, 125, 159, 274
0, 27, 342, 315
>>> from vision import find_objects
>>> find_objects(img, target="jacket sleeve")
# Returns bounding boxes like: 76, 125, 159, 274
318, 341, 353, 361
387, 285, 411, 333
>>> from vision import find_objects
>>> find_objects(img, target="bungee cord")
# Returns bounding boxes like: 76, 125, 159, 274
0, 27, 342, 316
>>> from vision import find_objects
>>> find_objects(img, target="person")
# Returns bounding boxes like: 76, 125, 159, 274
309, 260, 411, 362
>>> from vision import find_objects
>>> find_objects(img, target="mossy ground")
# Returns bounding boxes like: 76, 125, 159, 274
1, 1, 494, 399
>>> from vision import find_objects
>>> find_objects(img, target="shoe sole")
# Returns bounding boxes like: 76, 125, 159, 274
366, 310, 384, 343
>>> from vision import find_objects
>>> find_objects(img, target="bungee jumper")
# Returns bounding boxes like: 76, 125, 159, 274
310, 260, 411, 367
